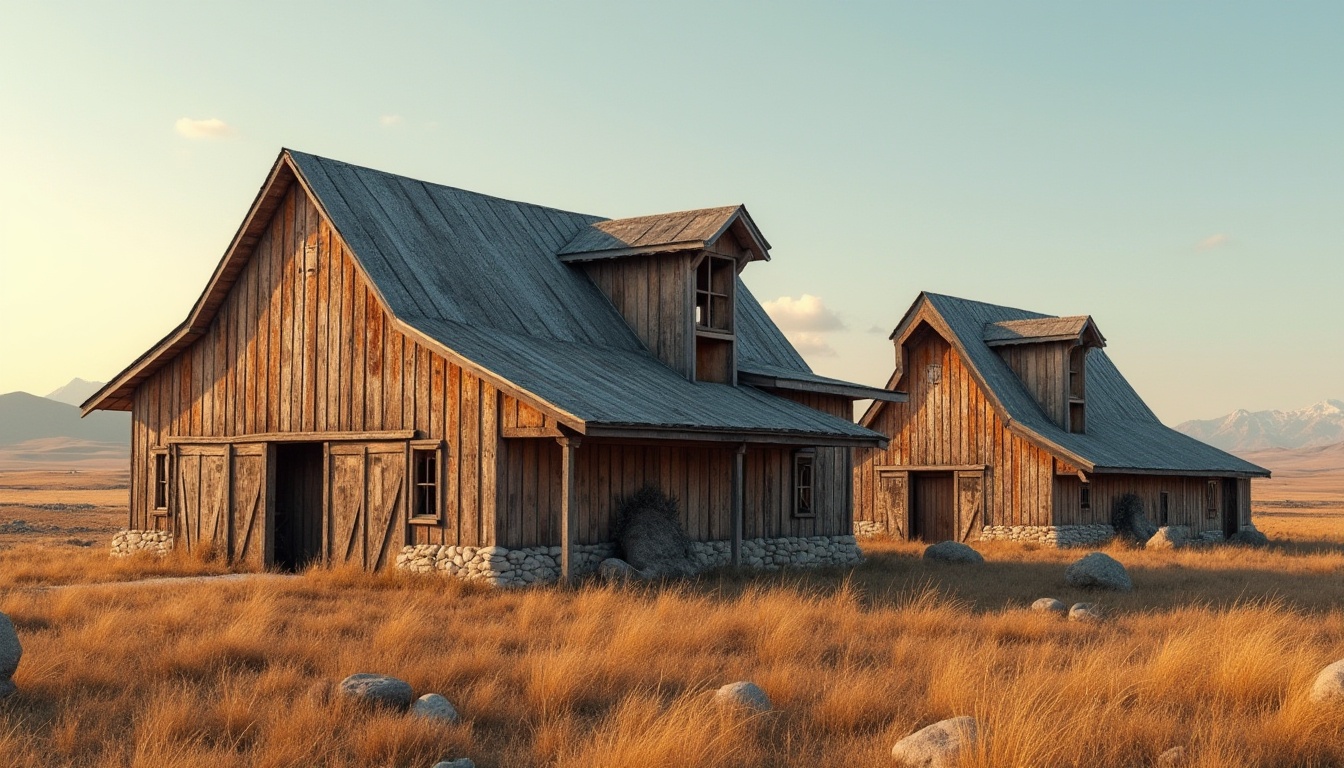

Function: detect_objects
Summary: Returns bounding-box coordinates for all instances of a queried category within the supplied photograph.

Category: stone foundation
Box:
[394,535,863,587]
[111,529,173,557]
[978,524,1115,547]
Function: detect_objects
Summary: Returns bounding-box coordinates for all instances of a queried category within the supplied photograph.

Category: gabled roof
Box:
[864,292,1268,477]
[85,150,886,445]
[983,315,1106,348]
[557,205,770,263]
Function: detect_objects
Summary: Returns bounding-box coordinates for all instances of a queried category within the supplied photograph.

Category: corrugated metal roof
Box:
[288,151,880,442]
[922,293,1268,476]
[983,316,1094,345]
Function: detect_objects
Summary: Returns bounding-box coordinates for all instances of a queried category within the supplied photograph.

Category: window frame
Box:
[409,440,445,524]
[1159,491,1170,526]
[792,448,816,518]
[1080,482,1091,511]
[1206,480,1219,519]
[151,448,170,512]
[694,255,735,333]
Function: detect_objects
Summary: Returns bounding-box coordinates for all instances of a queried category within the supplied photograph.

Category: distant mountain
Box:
[1176,400,1344,452]
[44,378,105,407]
[0,391,129,446]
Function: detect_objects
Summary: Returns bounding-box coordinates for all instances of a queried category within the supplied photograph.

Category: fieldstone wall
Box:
[395,535,863,587]
[111,529,173,557]
[978,524,1115,547]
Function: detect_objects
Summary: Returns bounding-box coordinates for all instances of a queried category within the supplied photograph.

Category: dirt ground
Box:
[0,470,127,551]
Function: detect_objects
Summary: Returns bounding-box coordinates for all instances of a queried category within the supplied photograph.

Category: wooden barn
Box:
[853,292,1269,547]
[85,149,900,583]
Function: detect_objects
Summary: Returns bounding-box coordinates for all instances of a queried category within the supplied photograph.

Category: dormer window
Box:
[695,256,734,332]
[1069,346,1087,433]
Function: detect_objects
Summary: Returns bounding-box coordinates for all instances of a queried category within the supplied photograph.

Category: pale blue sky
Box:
[1,2,1339,423]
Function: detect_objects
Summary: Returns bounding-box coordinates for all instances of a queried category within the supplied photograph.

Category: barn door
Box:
[173,444,230,556]
[875,471,909,539]
[230,444,272,567]
[326,442,408,570]
[912,473,956,542]
[955,470,985,543]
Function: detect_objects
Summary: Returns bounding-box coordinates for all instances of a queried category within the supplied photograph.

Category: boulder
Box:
[1309,659,1344,704]
[615,487,696,577]
[714,681,772,712]
[1230,528,1270,547]
[1146,526,1189,550]
[0,680,14,700]
[1068,603,1103,623]
[1112,493,1158,544]
[432,761,475,768]
[1064,552,1133,591]
[0,613,21,681]
[891,716,977,768]
[1157,746,1187,767]
[412,693,460,724]
[597,558,641,584]
[1031,598,1068,615]
[922,541,984,565]
[338,673,414,710]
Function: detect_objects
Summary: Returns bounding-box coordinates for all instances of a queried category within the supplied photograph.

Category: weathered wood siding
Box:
[128,183,500,548]
[1053,473,1251,535]
[580,253,693,377]
[994,341,1072,430]
[494,440,851,548]
[855,328,1057,533]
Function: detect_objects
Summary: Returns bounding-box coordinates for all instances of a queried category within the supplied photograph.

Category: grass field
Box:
[0,466,1343,766]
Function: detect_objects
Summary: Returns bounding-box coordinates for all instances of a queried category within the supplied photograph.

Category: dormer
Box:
[983,316,1106,433]
[559,205,770,384]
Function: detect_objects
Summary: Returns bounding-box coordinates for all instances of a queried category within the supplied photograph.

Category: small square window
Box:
[411,446,441,522]
[153,452,169,510]
[793,449,816,518]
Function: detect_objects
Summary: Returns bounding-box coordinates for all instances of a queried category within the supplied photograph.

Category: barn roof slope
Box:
[883,292,1268,476]
[84,149,886,443]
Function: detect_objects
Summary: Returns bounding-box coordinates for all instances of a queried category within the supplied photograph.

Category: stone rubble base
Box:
[978,524,1116,547]
[395,535,864,588]
[111,529,174,557]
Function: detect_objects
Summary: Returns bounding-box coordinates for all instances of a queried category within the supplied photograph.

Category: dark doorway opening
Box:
[275,443,324,571]
[910,472,955,542]
[1222,478,1240,540]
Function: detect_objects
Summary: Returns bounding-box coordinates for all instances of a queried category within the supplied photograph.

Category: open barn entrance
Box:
[910,472,956,542]
[274,443,324,571]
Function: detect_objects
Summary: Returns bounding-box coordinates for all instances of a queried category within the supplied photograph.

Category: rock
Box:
[1032,598,1068,615]
[922,541,984,564]
[1069,603,1103,623]
[412,693,460,724]
[891,716,977,768]
[597,557,641,584]
[1230,528,1269,547]
[1157,746,1187,766]
[1309,659,1344,704]
[432,760,475,768]
[1064,552,1133,591]
[0,679,14,699]
[338,673,414,710]
[1147,526,1189,550]
[714,681,772,712]
[0,613,21,681]
[616,487,696,577]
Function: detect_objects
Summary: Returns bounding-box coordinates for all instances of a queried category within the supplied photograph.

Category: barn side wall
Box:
[1054,473,1253,537]
[580,252,694,378]
[854,329,1056,536]
[128,182,500,547]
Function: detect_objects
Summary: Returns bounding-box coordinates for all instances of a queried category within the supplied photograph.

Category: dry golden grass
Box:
[0,470,1343,766]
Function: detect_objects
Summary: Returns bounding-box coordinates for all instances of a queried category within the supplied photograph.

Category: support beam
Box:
[731,443,745,567]
[558,435,581,584]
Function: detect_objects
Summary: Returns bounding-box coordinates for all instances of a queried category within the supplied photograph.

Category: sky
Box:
[1,2,1340,424]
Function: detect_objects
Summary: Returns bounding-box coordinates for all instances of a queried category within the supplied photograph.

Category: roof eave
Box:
[737,372,907,403]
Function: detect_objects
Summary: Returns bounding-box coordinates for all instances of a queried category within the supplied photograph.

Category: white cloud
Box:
[379,114,403,127]
[786,332,838,358]
[174,117,234,139]
[1197,233,1230,251]
[761,294,846,332]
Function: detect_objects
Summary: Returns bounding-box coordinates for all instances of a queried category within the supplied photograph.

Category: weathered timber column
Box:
[731,443,746,567]
[558,435,582,584]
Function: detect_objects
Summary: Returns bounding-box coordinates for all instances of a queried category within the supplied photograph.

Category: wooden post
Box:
[558,435,581,584]
[731,443,745,567]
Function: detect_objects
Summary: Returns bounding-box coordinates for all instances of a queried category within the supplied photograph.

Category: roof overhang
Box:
[558,205,771,265]
[738,372,907,403]
[581,424,887,449]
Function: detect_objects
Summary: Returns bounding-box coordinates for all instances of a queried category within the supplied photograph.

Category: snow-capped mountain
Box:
[1175,400,1344,452]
